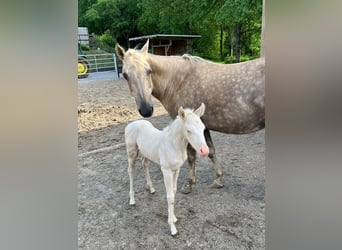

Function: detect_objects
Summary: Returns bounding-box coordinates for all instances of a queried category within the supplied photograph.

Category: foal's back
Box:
[125,120,162,163]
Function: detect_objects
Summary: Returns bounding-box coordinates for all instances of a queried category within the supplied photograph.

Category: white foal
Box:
[125,103,209,236]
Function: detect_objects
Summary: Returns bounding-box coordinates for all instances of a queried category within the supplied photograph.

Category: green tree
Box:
[83,0,119,34]
[187,0,225,59]
[217,0,262,62]
[78,0,262,61]
[78,0,98,26]
[80,0,140,48]
[138,0,193,34]
[137,0,223,58]
[112,0,141,47]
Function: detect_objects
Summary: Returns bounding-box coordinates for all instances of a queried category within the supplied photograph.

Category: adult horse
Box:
[115,40,265,193]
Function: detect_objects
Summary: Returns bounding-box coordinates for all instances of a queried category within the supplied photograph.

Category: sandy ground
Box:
[78,78,265,249]
[78,79,167,132]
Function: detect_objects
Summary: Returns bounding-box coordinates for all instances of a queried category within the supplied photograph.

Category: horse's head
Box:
[179,103,209,157]
[115,40,154,117]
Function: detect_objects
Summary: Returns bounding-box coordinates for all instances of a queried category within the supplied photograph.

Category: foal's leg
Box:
[142,157,155,194]
[204,129,224,188]
[172,168,180,196]
[161,168,178,236]
[127,144,138,206]
[171,169,180,223]
[181,144,197,194]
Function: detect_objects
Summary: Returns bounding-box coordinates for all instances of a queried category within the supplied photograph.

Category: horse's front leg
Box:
[181,144,197,194]
[204,128,223,188]
[161,167,178,236]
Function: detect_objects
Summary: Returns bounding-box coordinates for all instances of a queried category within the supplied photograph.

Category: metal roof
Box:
[129,34,201,41]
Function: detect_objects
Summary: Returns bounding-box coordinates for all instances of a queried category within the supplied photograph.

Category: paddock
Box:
[78,78,265,249]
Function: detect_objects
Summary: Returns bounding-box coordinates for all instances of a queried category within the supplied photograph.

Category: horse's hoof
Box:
[129,204,136,208]
[211,180,224,189]
[145,185,156,194]
[181,183,192,194]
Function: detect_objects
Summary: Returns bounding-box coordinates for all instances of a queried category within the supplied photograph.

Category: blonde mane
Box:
[181,54,213,63]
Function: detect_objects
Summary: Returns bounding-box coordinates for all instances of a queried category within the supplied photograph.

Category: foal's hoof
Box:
[181,183,192,194]
[173,217,178,224]
[171,231,179,237]
[210,180,224,189]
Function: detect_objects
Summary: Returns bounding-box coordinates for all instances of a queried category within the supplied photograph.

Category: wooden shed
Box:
[128,34,201,56]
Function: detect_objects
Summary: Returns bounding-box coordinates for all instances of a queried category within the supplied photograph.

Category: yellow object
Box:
[78,59,88,75]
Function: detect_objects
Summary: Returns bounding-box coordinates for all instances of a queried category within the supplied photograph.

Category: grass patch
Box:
[84,49,111,55]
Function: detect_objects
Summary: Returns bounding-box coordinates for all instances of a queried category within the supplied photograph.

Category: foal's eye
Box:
[187,130,191,134]
[123,72,129,80]
[146,68,152,76]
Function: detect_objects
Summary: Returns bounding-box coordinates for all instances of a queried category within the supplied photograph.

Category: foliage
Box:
[215,0,262,61]
[78,0,263,62]
[79,0,140,48]
[88,34,115,53]
[84,49,110,55]
[80,44,90,51]
[98,30,116,47]
[137,0,194,34]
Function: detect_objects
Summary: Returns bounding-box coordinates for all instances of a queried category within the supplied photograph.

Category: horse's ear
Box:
[115,43,125,60]
[178,106,185,119]
[141,39,149,56]
[194,103,206,117]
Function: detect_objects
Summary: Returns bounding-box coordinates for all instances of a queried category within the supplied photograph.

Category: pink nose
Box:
[199,144,209,157]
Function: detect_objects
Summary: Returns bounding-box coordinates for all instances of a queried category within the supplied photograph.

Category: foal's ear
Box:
[194,103,206,117]
[141,39,149,56]
[115,43,125,60]
[178,106,186,119]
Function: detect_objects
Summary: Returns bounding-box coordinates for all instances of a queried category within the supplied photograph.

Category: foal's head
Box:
[115,40,154,117]
[179,103,209,157]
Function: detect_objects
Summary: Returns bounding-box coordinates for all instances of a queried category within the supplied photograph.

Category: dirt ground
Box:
[78,78,265,249]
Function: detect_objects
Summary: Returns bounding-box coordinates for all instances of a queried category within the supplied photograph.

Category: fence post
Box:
[113,53,119,78]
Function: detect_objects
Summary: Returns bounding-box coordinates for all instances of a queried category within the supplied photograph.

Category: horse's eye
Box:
[123,72,128,80]
[187,130,191,134]
[146,68,152,76]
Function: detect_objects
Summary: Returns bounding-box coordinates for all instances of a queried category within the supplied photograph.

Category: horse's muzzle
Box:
[138,103,154,117]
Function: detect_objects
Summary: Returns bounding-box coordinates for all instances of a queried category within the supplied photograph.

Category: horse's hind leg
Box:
[181,144,197,194]
[204,129,223,188]
[142,157,155,194]
[127,144,138,206]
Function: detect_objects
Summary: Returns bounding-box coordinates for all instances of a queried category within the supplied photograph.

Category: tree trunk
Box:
[220,24,224,61]
[235,23,241,63]
[230,46,233,64]
[230,27,233,63]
